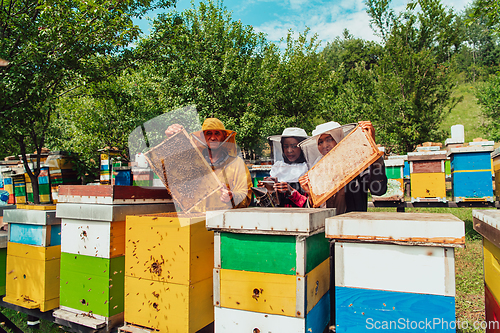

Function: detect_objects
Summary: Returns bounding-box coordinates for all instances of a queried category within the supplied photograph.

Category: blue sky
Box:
[134,0,473,46]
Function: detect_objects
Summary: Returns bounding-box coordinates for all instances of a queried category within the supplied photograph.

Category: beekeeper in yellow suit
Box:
[165,118,252,210]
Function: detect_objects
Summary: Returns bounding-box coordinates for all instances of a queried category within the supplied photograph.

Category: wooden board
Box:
[214,292,330,333]
[60,253,124,317]
[58,185,172,204]
[206,207,335,235]
[61,220,125,258]
[125,214,213,285]
[335,286,455,333]
[218,232,329,276]
[334,242,455,296]
[411,160,443,173]
[305,126,383,207]
[144,129,223,212]
[124,276,213,333]
[473,210,500,248]
[326,212,465,247]
[217,258,329,318]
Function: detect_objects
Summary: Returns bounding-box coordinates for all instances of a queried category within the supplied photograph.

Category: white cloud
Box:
[255,0,474,47]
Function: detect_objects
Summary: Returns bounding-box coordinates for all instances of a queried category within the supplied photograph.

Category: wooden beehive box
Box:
[305,126,383,207]
[144,129,223,212]
[208,208,334,332]
[473,210,500,315]
[4,242,61,311]
[408,151,447,202]
[493,148,500,201]
[326,212,465,333]
[124,212,214,333]
[59,253,125,318]
[448,146,494,202]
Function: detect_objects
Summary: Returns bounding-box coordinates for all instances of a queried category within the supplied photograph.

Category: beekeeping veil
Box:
[128,106,248,218]
[267,127,311,182]
[298,122,357,165]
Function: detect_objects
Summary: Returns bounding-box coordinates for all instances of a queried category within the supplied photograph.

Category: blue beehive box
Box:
[448,146,494,203]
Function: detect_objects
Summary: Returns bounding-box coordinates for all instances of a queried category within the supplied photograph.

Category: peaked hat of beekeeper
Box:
[191,118,238,156]
[298,121,357,163]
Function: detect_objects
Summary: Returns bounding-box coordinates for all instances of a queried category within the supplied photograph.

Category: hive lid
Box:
[407,151,447,161]
[447,145,494,156]
[492,147,500,159]
[384,159,405,167]
[57,185,172,204]
[206,207,336,235]
[4,209,60,225]
[326,212,465,247]
[473,210,500,248]
[56,203,175,222]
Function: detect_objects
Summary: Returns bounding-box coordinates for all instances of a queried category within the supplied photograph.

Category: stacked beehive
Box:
[492,148,500,202]
[408,151,447,203]
[448,146,494,203]
[99,149,121,185]
[207,208,335,333]
[23,153,49,203]
[12,174,27,204]
[122,212,214,332]
[472,210,500,328]
[3,207,62,311]
[53,185,174,331]
[326,212,465,332]
[46,151,80,203]
[1,169,15,204]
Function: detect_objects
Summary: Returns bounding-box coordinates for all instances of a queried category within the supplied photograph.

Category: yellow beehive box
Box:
[3,242,60,311]
[124,276,213,333]
[216,258,329,318]
[484,238,500,303]
[410,172,446,200]
[125,213,213,285]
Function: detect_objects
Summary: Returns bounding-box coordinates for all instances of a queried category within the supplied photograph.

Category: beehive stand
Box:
[207,207,336,333]
[326,212,465,333]
[306,126,383,207]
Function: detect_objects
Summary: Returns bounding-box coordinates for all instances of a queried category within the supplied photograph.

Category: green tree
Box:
[476,74,500,141]
[0,0,175,203]
[137,0,269,156]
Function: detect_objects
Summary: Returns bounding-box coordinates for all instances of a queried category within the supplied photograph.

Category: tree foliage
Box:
[476,75,500,141]
[0,0,175,202]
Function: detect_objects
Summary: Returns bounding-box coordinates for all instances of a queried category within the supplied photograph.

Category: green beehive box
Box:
[59,253,125,318]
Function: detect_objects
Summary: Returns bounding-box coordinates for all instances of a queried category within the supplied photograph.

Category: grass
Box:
[369,207,489,333]
[0,307,68,333]
[440,82,488,143]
